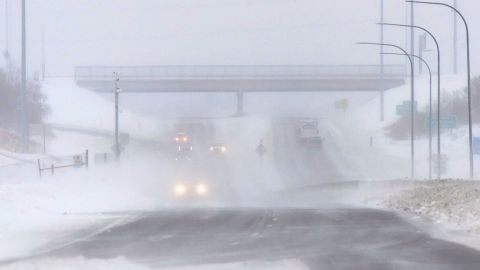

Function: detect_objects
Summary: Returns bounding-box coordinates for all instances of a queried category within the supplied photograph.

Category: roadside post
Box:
[432,154,448,175]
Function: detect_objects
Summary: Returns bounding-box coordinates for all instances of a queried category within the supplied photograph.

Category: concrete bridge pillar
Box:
[236,90,245,117]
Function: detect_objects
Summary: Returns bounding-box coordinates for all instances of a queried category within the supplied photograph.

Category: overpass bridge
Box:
[75,65,406,115]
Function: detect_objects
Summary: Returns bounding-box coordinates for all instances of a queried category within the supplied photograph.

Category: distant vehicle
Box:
[209,143,227,154]
[175,132,189,143]
[175,143,193,161]
[298,120,322,144]
[173,181,209,199]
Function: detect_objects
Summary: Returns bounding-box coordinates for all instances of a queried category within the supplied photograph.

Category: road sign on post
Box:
[335,99,349,111]
[396,100,418,116]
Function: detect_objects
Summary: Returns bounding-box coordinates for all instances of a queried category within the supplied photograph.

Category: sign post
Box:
[432,154,448,175]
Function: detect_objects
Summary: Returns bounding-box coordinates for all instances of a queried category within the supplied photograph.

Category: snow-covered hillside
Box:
[331,74,478,180]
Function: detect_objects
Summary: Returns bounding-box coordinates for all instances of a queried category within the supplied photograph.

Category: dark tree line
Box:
[0,70,49,129]
[385,75,480,140]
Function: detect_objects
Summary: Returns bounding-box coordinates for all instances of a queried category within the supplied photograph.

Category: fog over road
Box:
[272,118,345,187]
[7,118,480,269]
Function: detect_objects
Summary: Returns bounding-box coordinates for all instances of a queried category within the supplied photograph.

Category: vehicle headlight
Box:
[174,184,187,196]
[221,147,226,152]
[183,137,188,142]
[196,183,208,195]
[209,147,214,151]
[175,137,180,142]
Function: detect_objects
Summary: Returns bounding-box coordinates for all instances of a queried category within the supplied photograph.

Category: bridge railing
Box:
[75,65,406,80]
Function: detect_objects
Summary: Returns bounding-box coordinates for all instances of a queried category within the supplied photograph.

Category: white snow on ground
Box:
[41,78,166,147]
[0,78,172,261]
[0,162,171,260]
[378,180,480,233]
[0,78,299,261]
[326,73,480,248]
[330,74,477,180]
[1,73,479,264]
[42,79,157,133]
[363,179,480,250]
[0,257,308,270]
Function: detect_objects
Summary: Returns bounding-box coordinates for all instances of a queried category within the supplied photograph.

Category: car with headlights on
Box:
[173,181,209,199]
[174,132,189,143]
[209,143,227,154]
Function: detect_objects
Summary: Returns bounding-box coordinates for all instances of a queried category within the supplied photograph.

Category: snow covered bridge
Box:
[74,65,406,115]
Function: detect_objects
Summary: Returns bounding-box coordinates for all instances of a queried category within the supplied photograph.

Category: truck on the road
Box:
[298,119,322,144]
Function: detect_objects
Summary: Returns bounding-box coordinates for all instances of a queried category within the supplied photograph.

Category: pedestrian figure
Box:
[256,139,267,168]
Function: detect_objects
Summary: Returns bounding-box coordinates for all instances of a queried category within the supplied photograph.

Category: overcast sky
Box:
[2,0,479,76]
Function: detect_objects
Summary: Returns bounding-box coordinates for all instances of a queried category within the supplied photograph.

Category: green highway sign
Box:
[396,100,418,116]
[335,99,349,111]
[425,114,457,129]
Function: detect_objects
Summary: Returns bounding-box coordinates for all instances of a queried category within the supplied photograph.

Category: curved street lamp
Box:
[407,0,473,178]
[383,52,433,180]
[379,22,441,179]
[358,42,416,179]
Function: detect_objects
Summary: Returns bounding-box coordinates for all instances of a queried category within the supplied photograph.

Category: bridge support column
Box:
[235,91,245,117]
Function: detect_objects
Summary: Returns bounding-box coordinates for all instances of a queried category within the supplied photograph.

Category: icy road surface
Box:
[3,115,480,269]
[11,208,480,270]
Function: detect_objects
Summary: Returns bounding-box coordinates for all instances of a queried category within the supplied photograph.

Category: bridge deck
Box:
[76,65,406,79]
[74,65,406,93]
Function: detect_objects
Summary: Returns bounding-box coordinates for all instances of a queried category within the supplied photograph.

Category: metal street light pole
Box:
[453,0,458,74]
[358,42,416,179]
[4,0,9,74]
[408,0,473,178]
[410,1,415,73]
[113,72,121,160]
[20,0,28,152]
[383,52,433,180]
[379,0,385,122]
[379,22,442,179]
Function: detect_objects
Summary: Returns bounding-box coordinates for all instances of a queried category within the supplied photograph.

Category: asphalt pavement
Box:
[5,118,480,269]
[24,207,480,269]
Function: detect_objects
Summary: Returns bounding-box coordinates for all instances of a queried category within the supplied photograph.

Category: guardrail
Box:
[75,65,406,80]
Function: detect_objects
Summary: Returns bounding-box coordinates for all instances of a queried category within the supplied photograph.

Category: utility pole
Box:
[379,0,385,122]
[4,0,9,74]
[410,1,415,75]
[41,31,45,80]
[20,0,28,152]
[114,72,121,159]
[453,0,458,74]
[382,52,433,179]
[381,22,442,180]
[409,0,473,178]
[358,42,416,179]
